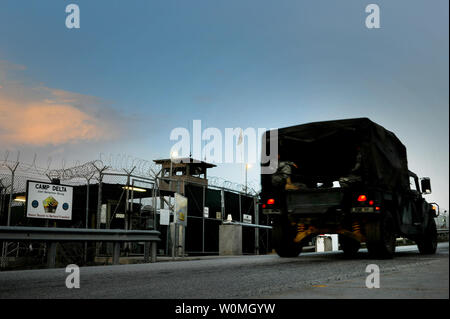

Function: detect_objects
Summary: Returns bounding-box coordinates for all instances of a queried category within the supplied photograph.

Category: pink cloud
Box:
[0,97,117,146]
[0,60,129,148]
[0,60,26,71]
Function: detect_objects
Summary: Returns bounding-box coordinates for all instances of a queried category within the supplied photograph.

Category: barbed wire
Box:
[47,160,101,181]
[208,176,259,195]
[98,153,261,194]
[0,151,261,196]
[98,153,159,178]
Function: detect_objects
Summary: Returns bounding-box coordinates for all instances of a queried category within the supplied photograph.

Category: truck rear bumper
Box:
[293,225,365,243]
[286,189,345,215]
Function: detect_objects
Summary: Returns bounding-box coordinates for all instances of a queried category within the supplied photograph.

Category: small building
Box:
[153,158,216,195]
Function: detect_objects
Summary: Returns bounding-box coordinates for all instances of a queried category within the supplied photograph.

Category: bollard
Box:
[151,241,157,263]
[47,242,57,268]
[219,224,242,255]
[144,242,157,263]
[144,242,150,263]
[112,242,121,265]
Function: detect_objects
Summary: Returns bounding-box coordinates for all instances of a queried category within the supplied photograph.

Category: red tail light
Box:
[267,198,275,205]
[357,195,367,202]
[369,200,374,206]
[262,204,266,209]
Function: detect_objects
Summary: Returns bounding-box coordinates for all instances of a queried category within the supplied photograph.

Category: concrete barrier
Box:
[219,224,242,255]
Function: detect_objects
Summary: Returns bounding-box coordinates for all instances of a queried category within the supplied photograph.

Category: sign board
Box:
[174,193,188,226]
[216,212,222,220]
[203,207,209,218]
[243,214,252,224]
[160,209,170,226]
[26,180,73,220]
[100,204,107,224]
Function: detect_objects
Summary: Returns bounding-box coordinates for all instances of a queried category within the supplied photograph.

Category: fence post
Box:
[151,241,157,263]
[0,243,7,268]
[202,185,205,253]
[0,179,5,225]
[7,162,19,227]
[221,189,225,220]
[254,196,259,255]
[95,173,103,257]
[93,163,109,229]
[144,242,150,262]
[84,173,95,264]
[0,180,6,268]
[47,242,57,268]
[113,242,121,265]
[1,162,18,269]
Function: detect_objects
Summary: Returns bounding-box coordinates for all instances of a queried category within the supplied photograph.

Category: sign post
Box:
[159,209,170,226]
[174,193,188,257]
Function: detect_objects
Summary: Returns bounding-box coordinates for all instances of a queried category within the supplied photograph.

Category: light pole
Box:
[170,150,178,191]
[245,163,251,194]
[443,210,448,229]
[169,150,179,259]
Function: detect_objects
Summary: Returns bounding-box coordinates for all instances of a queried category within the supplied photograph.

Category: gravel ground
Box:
[0,243,448,299]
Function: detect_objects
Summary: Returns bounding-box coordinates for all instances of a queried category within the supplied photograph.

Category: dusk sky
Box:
[0,1,448,208]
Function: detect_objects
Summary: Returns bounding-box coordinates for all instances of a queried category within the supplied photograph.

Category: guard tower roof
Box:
[153,158,216,168]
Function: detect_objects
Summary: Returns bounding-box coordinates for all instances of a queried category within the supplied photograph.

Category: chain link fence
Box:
[1,154,267,269]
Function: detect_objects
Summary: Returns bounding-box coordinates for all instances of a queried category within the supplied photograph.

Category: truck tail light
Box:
[357,195,367,202]
[267,198,275,205]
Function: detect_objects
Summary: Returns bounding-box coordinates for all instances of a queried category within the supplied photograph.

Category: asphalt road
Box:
[0,243,448,299]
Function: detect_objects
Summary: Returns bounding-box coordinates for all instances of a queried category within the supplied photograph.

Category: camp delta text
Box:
[34,183,68,193]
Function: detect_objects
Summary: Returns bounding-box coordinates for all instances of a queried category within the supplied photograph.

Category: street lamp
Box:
[170,150,179,159]
[122,186,146,192]
[13,196,26,202]
[170,150,178,176]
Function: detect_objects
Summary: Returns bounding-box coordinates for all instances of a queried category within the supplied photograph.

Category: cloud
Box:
[0,61,122,147]
[0,98,117,146]
[0,60,26,71]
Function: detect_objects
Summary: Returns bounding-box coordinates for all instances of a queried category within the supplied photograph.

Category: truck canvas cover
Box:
[262,118,409,192]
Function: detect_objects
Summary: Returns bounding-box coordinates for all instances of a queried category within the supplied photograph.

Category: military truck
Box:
[261,118,438,259]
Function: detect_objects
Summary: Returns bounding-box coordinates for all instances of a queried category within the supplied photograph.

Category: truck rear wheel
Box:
[272,217,303,257]
[416,217,437,254]
[364,211,396,259]
[339,235,360,258]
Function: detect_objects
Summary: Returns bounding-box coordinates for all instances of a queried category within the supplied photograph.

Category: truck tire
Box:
[416,217,437,254]
[364,211,396,259]
[339,235,360,258]
[272,217,303,257]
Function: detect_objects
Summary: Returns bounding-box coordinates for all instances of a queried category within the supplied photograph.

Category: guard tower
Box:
[153,158,216,195]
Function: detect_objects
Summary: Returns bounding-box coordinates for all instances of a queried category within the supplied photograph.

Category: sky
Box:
[0,0,448,208]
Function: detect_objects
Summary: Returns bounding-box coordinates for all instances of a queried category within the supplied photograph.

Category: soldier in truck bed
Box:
[272,155,307,191]
[339,145,363,187]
